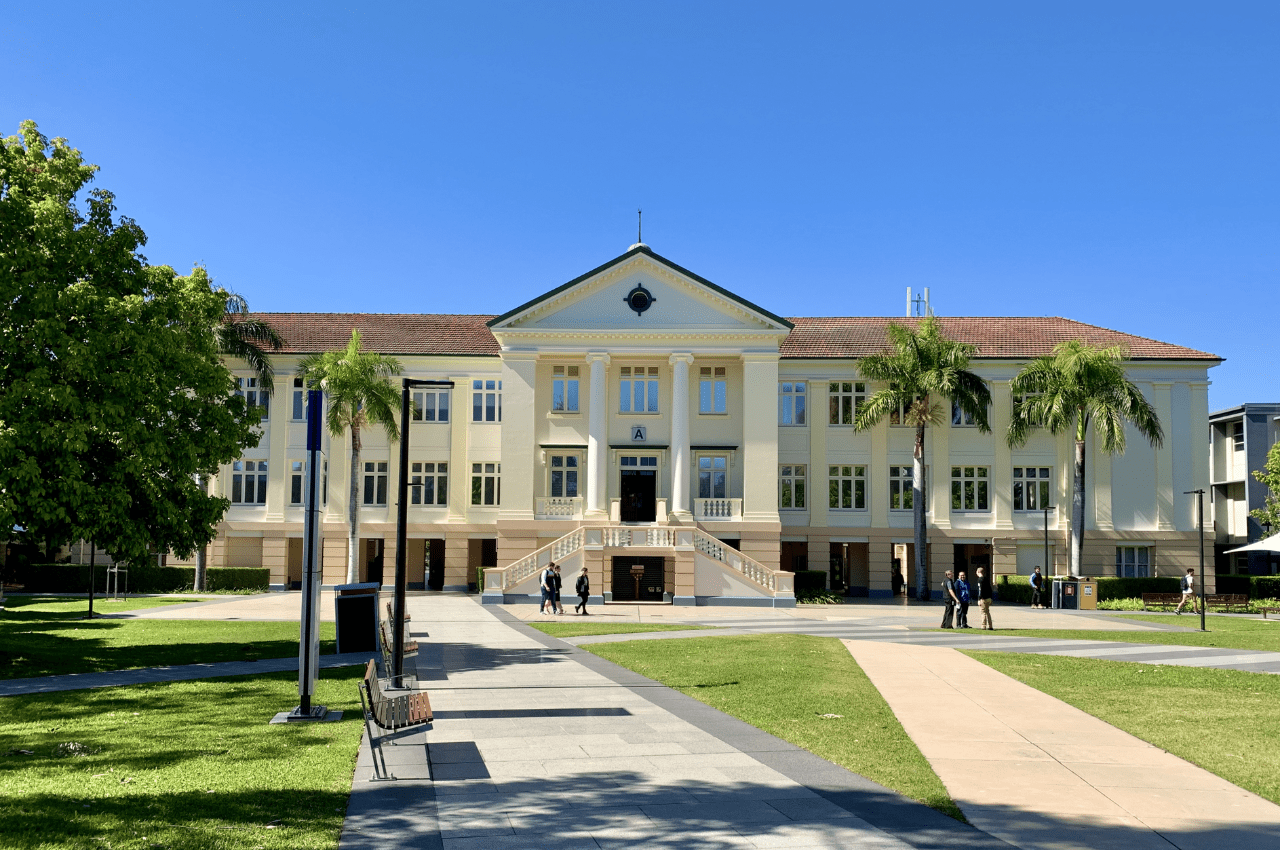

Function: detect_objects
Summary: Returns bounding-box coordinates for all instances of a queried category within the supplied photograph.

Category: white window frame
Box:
[412,389,449,423]
[471,462,501,506]
[363,461,389,506]
[1115,545,1151,578]
[1013,466,1052,512]
[472,380,502,422]
[828,381,866,426]
[951,400,982,427]
[410,461,448,506]
[619,366,660,414]
[1232,422,1245,451]
[547,453,582,498]
[889,465,925,512]
[779,382,806,426]
[291,377,305,421]
[696,453,730,499]
[236,377,269,421]
[888,386,911,427]
[289,458,328,507]
[699,367,727,415]
[231,460,268,505]
[779,464,807,509]
[828,464,866,511]
[551,366,580,413]
[951,465,990,512]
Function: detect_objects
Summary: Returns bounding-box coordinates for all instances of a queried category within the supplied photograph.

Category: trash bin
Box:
[1052,580,1079,610]
[334,582,380,653]
[1078,579,1098,610]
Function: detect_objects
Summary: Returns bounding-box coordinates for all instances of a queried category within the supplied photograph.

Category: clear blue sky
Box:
[10,2,1277,411]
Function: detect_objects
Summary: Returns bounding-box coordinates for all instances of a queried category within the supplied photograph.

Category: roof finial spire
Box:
[630,208,648,251]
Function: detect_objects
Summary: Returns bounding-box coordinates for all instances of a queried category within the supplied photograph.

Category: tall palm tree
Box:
[855,317,992,601]
[1007,341,1163,577]
[299,329,402,584]
[194,288,283,592]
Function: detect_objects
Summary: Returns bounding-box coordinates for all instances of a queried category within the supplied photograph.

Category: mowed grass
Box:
[1,597,336,679]
[0,667,364,850]
[968,651,1280,805]
[586,634,964,821]
[529,622,713,639]
[973,613,1280,653]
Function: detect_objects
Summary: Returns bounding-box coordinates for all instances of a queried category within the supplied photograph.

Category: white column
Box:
[670,353,694,518]
[586,352,610,518]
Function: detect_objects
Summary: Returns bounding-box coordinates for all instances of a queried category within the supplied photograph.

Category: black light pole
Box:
[392,378,453,688]
[1185,488,1206,632]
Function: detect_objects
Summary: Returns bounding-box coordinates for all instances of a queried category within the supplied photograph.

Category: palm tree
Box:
[194,288,283,592]
[299,329,402,584]
[1007,341,1163,577]
[855,317,992,601]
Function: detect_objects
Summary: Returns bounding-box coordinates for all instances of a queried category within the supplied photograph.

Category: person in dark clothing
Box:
[574,566,591,615]
[976,566,995,630]
[1030,567,1044,609]
[940,570,958,628]
[552,564,565,615]
[954,570,972,628]
[540,562,556,615]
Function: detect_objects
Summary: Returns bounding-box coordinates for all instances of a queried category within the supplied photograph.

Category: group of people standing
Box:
[940,567,997,630]
[540,563,592,615]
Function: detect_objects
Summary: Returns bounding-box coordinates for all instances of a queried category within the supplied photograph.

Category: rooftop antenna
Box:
[907,287,934,318]
[637,208,642,244]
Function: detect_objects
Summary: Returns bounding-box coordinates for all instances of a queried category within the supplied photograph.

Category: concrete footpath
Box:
[844,640,1280,850]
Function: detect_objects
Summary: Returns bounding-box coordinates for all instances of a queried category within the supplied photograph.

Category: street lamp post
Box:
[392,378,453,688]
[1184,488,1206,633]
[1042,504,1055,580]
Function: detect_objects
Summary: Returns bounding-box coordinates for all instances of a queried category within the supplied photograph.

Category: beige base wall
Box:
[262,535,287,587]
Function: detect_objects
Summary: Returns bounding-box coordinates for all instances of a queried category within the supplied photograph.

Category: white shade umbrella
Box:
[1224,532,1280,554]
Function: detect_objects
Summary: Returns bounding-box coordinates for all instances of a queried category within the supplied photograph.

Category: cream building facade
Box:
[192,245,1221,603]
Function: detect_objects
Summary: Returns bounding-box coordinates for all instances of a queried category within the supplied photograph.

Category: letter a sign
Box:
[632,426,647,442]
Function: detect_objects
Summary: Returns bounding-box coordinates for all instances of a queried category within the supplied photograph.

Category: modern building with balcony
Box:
[1210,403,1280,575]
[184,243,1221,602]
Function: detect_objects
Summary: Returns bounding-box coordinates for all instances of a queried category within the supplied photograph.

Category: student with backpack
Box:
[1175,568,1200,615]
[574,566,591,615]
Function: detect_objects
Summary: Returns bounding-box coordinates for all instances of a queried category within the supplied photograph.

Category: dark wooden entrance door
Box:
[620,470,656,522]
[611,556,665,601]
[426,538,446,591]
[365,538,385,585]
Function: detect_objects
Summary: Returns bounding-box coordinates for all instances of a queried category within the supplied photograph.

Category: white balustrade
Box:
[692,529,787,594]
[694,498,742,520]
[535,497,583,519]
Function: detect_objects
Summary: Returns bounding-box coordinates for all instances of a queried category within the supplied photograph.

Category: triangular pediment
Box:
[487,246,793,339]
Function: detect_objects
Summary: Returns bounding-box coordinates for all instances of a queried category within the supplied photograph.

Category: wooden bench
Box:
[1261,607,1280,620]
[359,659,432,730]
[386,601,410,623]
[1142,593,1183,610]
[1206,593,1250,612]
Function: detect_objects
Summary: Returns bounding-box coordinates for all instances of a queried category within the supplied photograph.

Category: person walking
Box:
[1030,567,1044,609]
[976,566,995,630]
[574,566,591,615]
[553,564,566,615]
[955,570,972,628]
[940,570,958,628]
[540,562,557,614]
[1175,568,1200,615]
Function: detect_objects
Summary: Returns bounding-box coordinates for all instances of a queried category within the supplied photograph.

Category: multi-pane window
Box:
[471,463,501,506]
[620,456,658,468]
[410,462,448,506]
[548,455,580,498]
[828,382,866,425]
[620,366,660,413]
[1116,546,1151,578]
[236,377,268,420]
[889,388,911,426]
[779,464,807,509]
[1013,467,1052,511]
[779,382,806,426]
[412,390,449,422]
[290,459,329,506]
[889,465,925,511]
[552,366,580,412]
[1233,422,1245,451]
[951,466,990,512]
[951,400,980,427]
[698,455,728,498]
[1012,393,1042,426]
[472,380,502,422]
[828,464,866,510]
[363,461,388,506]
[231,460,267,505]
[292,377,305,421]
[699,367,727,414]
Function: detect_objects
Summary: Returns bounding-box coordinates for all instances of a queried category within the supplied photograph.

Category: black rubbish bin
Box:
[1052,580,1079,610]
[334,582,380,653]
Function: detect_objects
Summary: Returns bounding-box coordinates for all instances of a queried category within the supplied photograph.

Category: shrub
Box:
[206,567,269,592]
[796,588,843,604]
[792,570,827,594]
[13,563,194,593]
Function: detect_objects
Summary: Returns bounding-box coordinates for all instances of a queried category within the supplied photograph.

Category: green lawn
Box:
[586,634,964,821]
[1,597,336,679]
[0,667,364,850]
[529,622,712,639]
[966,613,1280,653]
[968,651,1280,805]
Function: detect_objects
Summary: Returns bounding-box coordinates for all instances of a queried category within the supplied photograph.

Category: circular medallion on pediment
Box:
[624,283,656,316]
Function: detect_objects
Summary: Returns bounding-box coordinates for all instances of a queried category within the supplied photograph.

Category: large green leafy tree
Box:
[1250,442,1280,535]
[0,121,261,570]
[855,318,992,601]
[299,330,401,584]
[1007,341,1163,577]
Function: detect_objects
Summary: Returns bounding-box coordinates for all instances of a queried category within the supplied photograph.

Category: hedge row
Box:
[1214,574,1280,598]
[996,575,1182,604]
[7,564,269,593]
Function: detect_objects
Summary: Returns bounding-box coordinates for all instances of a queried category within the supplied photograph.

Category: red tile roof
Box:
[246,313,1217,362]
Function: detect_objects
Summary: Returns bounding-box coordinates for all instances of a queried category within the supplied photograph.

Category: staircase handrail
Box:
[692,528,791,595]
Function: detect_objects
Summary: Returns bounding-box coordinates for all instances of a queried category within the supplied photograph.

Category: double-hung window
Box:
[951,466,990,512]
[779,464,806,509]
[1116,546,1151,578]
[231,460,268,505]
[363,462,388,506]
[699,367,727,414]
[472,380,501,422]
[828,465,866,510]
[290,459,329,506]
[620,367,659,413]
[236,377,269,420]
[828,382,865,425]
[698,455,728,499]
[1233,422,1245,451]
[552,366,579,412]
[889,465,924,511]
[951,400,981,427]
[413,390,449,422]
[1013,467,1052,511]
[548,455,580,498]
[889,386,911,426]
[779,382,806,425]
[471,463,501,506]
[410,462,448,506]
[291,377,305,421]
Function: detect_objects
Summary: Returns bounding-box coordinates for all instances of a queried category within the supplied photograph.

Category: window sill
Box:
[951,510,992,515]
[549,411,582,417]
[698,412,729,417]
[411,420,451,425]
[779,423,808,428]
[620,410,661,416]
